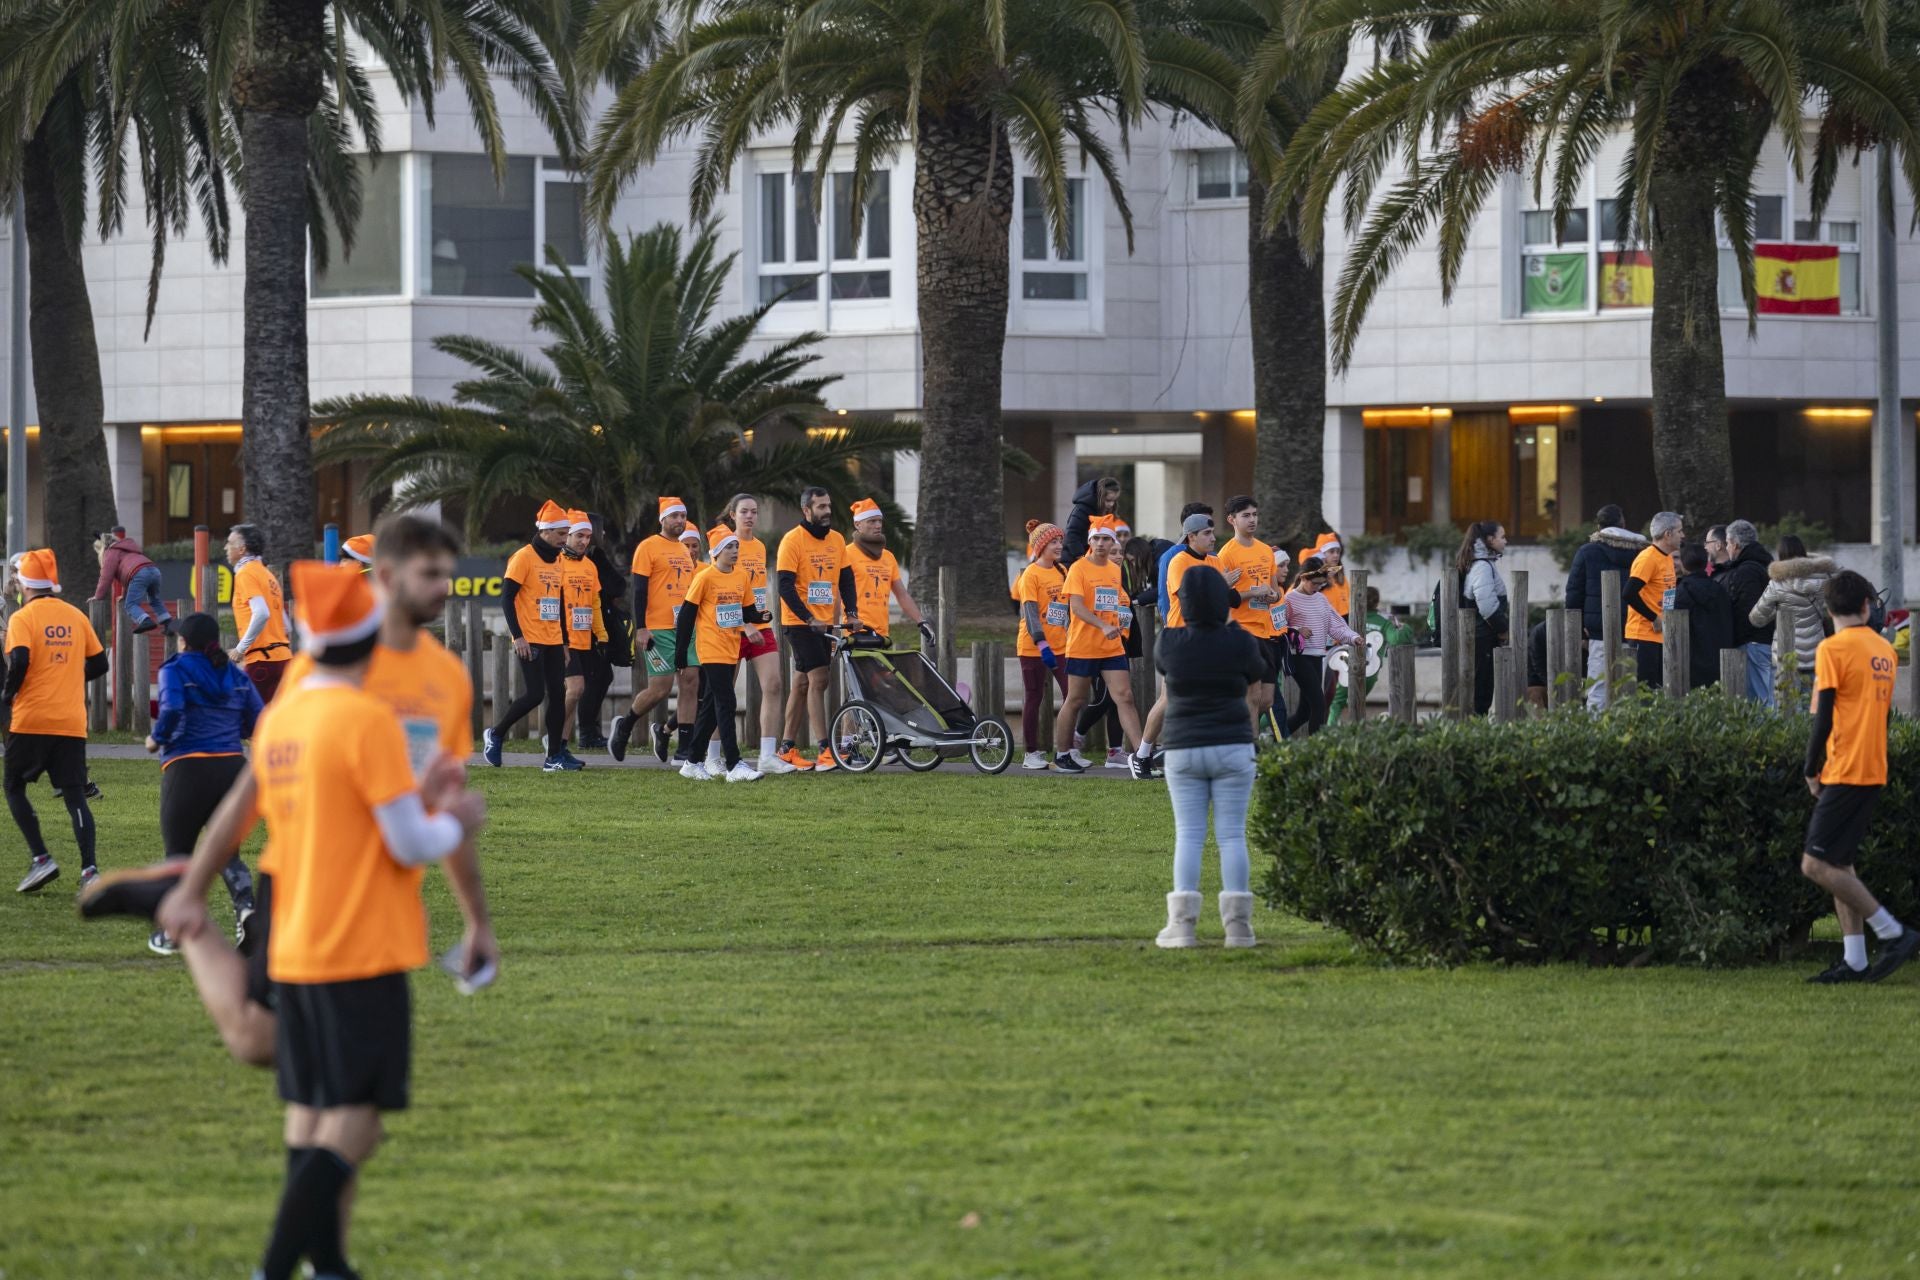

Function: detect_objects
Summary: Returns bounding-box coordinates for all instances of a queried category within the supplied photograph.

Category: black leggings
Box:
[495,642,567,747]
[160,753,253,908]
[1075,673,1123,744]
[688,663,740,769]
[579,647,614,741]
[1286,654,1328,737]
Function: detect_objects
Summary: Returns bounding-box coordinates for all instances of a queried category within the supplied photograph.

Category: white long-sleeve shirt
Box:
[1285,590,1361,656]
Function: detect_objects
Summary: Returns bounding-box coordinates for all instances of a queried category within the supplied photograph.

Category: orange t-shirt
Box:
[1163,549,1222,630]
[737,534,771,621]
[630,534,697,631]
[776,526,847,627]
[843,544,900,638]
[1625,545,1674,644]
[1015,562,1069,658]
[682,564,753,666]
[1322,572,1351,624]
[255,680,426,984]
[1812,625,1896,786]
[560,553,605,651]
[1216,537,1278,638]
[5,597,103,737]
[504,544,566,646]
[1062,557,1129,660]
[232,558,290,665]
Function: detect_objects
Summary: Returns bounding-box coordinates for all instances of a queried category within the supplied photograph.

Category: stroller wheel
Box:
[827,701,886,773]
[894,745,944,772]
[969,717,1015,775]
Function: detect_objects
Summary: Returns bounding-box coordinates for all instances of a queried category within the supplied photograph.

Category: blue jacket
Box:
[1563,527,1647,640]
[152,651,262,765]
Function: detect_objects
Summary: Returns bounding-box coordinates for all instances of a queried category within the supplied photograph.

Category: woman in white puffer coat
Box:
[1748,534,1834,681]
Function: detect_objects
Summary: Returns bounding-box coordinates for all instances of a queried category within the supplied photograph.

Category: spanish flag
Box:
[1599,250,1653,309]
[1755,243,1840,315]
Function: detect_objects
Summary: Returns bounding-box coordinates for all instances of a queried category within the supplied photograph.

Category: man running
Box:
[484,500,577,771]
[1214,496,1284,733]
[1054,523,1141,772]
[609,497,701,766]
[674,526,770,782]
[7,548,108,893]
[722,493,795,774]
[559,510,609,751]
[227,523,292,702]
[775,487,858,772]
[844,498,934,648]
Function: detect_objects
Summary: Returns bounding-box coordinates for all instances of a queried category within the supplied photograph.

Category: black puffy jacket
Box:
[1564,528,1647,640]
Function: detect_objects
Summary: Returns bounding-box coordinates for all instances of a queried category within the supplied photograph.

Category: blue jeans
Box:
[1743,641,1775,708]
[122,564,171,627]
[1164,742,1256,895]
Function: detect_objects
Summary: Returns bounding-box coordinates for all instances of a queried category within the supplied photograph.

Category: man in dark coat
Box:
[1672,543,1733,690]
[1562,503,1646,709]
[1715,519,1776,706]
[1061,477,1121,568]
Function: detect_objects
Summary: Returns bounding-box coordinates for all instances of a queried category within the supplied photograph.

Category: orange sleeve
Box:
[504,547,533,587]
[1813,640,1839,694]
[776,533,800,575]
[83,616,103,658]
[355,712,419,812]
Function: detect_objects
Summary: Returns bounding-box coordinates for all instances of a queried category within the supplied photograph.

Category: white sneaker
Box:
[1021,751,1050,770]
[706,750,725,773]
[1103,748,1130,769]
[723,762,762,783]
[758,752,798,775]
[678,761,712,781]
[1068,749,1095,769]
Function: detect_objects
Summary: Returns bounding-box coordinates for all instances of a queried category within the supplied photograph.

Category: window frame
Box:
[1008,169,1104,335]
[536,160,592,281]
[1191,147,1250,202]
[1517,203,1592,317]
[309,152,412,303]
[748,156,913,333]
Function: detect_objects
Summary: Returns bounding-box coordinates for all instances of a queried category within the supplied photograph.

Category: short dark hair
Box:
[1825,569,1876,618]
[1706,525,1727,543]
[1679,542,1708,574]
[373,512,461,563]
[1178,502,1212,521]
[1225,494,1256,516]
[800,486,829,507]
[229,523,264,556]
[1595,504,1624,528]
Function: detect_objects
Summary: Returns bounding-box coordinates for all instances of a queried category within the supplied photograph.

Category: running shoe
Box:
[542,753,584,773]
[775,747,814,772]
[812,750,840,774]
[651,722,672,764]
[1104,748,1129,770]
[705,748,725,774]
[78,859,186,919]
[1128,751,1156,781]
[1053,753,1087,774]
[1806,960,1869,984]
[1068,749,1095,769]
[482,727,503,768]
[235,903,257,952]
[759,752,799,775]
[559,747,589,771]
[16,856,58,893]
[148,930,179,956]
[723,762,762,783]
[1868,927,1920,982]
[608,713,635,762]
[578,731,609,752]
[79,866,99,889]
[1021,751,1050,770]
[83,779,102,801]
[678,760,713,781]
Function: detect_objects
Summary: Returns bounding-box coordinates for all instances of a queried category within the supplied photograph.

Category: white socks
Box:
[759,736,777,760]
[1136,739,1154,757]
[1867,908,1903,940]
[1844,934,1869,971]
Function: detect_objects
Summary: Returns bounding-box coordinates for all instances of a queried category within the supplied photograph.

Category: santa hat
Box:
[658,496,687,522]
[679,528,702,547]
[850,498,883,525]
[567,509,593,534]
[290,561,383,655]
[341,534,375,565]
[16,548,60,592]
[707,525,740,557]
[1087,516,1119,543]
[1112,515,1132,538]
[1025,520,1063,560]
[535,500,571,530]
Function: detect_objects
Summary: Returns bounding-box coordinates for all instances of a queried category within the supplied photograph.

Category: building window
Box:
[313,155,403,298]
[540,167,589,274]
[1717,199,1859,315]
[1193,148,1249,200]
[829,171,891,299]
[1520,206,1588,314]
[1019,176,1088,300]
[423,154,536,297]
[758,170,822,304]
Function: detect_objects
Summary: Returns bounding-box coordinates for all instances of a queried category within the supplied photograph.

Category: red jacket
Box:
[93,536,155,599]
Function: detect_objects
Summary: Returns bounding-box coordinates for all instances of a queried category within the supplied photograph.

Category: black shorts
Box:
[787,625,832,674]
[1805,783,1882,866]
[276,971,412,1111]
[4,733,87,795]
[1257,637,1290,686]
[246,872,275,1011]
[565,647,588,678]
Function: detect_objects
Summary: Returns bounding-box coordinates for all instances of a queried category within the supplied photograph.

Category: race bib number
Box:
[402,717,440,783]
[1269,600,1290,632]
[537,597,561,623]
[716,602,743,629]
[1117,606,1134,630]
[1661,588,1676,612]
[1045,601,1069,629]
[570,606,593,632]
[806,581,833,607]
[1093,586,1119,613]
[753,586,769,612]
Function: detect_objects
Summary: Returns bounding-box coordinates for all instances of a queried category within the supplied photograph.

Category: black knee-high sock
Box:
[61,791,95,870]
[6,790,48,860]
[301,1148,357,1277]
[259,1146,357,1280]
[222,857,255,907]
[259,1147,319,1280]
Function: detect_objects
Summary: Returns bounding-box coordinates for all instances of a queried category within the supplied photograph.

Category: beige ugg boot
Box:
[1155,891,1202,949]
[1219,892,1257,948]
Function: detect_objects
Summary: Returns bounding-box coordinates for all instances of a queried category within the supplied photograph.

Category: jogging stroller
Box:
[826,627,1014,774]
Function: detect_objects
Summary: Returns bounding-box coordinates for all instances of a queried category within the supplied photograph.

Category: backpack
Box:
[1426,571,1468,634]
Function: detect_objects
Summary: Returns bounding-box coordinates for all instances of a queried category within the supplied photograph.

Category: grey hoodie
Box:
[1464,538,1508,628]
[1750,555,1835,673]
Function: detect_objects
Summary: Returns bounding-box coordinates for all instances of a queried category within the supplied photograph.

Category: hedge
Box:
[1250,694,1920,966]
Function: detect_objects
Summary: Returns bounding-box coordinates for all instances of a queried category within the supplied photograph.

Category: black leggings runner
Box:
[580,647,614,741]
[160,753,253,908]
[495,642,568,747]
[688,663,740,770]
[1075,672,1124,744]
[1286,654,1327,737]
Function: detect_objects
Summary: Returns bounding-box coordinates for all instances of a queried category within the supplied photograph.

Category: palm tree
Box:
[583,0,1148,617]
[1272,0,1920,526]
[312,221,923,544]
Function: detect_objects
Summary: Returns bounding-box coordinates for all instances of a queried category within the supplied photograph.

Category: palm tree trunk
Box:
[233,0,325,569]
[1647,74,1736,528]
[21,124,114,590]
[1248,177,1328,555]
[910,108,1014,619]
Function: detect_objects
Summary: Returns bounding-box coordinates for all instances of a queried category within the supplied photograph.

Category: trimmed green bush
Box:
[1251,694,1920,966]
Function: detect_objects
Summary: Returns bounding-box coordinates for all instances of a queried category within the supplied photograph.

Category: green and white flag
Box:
[1523,252,1586,313]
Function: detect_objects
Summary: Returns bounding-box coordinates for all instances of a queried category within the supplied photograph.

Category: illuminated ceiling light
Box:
[1592,396,1605,403]
[1804,406,1872,421]
[836,408,849,416]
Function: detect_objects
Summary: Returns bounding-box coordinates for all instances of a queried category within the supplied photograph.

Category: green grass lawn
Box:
[2,760,1916,1279]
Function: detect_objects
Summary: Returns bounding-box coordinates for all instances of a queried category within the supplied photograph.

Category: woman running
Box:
[721,493,796,774]
[1014,520,1070,769]
[144,612,264,955]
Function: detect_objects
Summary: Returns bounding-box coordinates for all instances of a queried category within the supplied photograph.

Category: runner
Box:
[1136,512,1245,780]
[226,523,292,702]
[844,498,934,647]
[6,548,107,893]
[559,509,609,751]
[483,500,578,772]
[1053,522,1141,772]
[1070,520,1147,768]
[674,526,769,782]
[680,526,705,563]
[575,513,629,752]
[341,534,376,569]
[1014,520,1069,770]
[775,486,858,772]
[142,612,264,955]
[1801,570,1920,984]
[608,496,701,766]
[1214,495,1284,734]
[721,493,795,774]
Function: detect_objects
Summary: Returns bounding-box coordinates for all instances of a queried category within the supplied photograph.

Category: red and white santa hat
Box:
[290,560,383,655]
[707,524,739,557]
[567,509,593,534]
[535,500,572,531]
[850,498,883,525]
[658,495,687,522]
[16,548,60,593]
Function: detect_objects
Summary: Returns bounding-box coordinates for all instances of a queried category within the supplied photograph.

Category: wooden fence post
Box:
[86,600,111,732]
[1135,603,1158,710]
[1720,647,1748,697]
[1777,600,1800,709]
[489,633,511,743]
[1438,570,1459,717]
[130,634,152,734]
[1544,605,1567,709]
[935,566,958,685]
[1345,569,1368,725]
[1561,609,1586,709]
[1663,617,1690,699]
[1387,642,1416,724]
[970,641,993,720]
[111,605,131,731]
[1039,658,1056,753]
[1455,607,1477,719]
[1508,568,1529,656]
[1600,570,1624,710]
[1491,647,1518,724]
[466,600,485,740]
